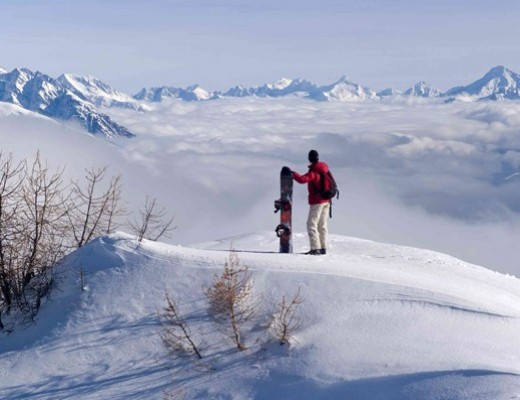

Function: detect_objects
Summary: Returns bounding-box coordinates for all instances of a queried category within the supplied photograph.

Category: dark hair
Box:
[308,150,319,163]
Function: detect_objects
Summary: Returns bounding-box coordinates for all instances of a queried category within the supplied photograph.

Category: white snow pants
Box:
[307,202,330,250]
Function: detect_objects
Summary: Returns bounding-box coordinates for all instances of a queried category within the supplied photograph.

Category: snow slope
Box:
[1,232,519,399]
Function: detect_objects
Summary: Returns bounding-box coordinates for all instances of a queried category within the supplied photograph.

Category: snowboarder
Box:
[291,150,331,255]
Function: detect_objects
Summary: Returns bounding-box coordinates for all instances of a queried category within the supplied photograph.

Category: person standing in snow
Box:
[292,150,331,255]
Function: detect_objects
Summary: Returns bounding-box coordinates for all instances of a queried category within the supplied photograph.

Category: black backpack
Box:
[318,170,339,200]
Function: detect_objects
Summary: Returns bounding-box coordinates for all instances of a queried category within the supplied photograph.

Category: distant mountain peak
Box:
[306,75,377,102]
[268,78,293,90]
[335,75,351,84]
[377,88,402,97]
[485,65,509,77]
[445,65,520,100]
[404,81,442,97]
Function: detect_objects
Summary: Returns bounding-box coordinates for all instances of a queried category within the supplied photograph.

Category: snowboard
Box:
[274,166,293,253]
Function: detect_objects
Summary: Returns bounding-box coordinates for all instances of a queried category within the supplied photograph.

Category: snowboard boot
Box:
[320,249,327,255]
[305,249,321,255]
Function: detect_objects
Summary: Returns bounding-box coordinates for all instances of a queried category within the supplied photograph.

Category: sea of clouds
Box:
[1,97,520,275]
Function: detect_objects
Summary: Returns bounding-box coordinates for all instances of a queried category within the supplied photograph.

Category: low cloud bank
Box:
[2,98,520,275]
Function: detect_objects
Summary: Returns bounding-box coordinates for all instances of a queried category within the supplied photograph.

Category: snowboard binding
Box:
[275,223,291,238]
[274,198,291,213]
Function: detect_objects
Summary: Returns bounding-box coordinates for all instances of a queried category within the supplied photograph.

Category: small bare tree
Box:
[205,252,257,351]
[129,196,176,242]
[160,293,202,359]
[271,287,303,345]
[16,152,69,317]
[0,152,70,324]
[67,167,124,248]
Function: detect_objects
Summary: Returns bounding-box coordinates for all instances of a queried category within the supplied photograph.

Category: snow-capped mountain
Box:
[43,91,134,138]
[0,67,134,138]
[222,78,317,98]
[0,66,7,74]
[309,75,378,101]
[134,84,216,102]
[57,74,143,110]
[404,81,442,97]
[445,65,520,100]
[222,76,376,102]
[0,68,45,108]
[377,87,403,97]
[247,78,317,97]
[221,84,256,97]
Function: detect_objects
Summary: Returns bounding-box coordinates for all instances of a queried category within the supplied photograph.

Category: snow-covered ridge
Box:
[136,75,379,103]
[1,231,519,399]
[57,73,144,110]
[134,84,216,102]
[0,67,134,138]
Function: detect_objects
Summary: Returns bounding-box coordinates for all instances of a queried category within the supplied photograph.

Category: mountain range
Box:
[2,65,520,138]
[132,65,520,103]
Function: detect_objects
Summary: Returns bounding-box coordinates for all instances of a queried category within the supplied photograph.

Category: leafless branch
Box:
[67,167,125,248]
[160,293,203,359]
[271,287,303,345]
[129,196,176,242]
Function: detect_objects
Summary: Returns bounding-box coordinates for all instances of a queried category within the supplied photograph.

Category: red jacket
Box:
[293,161,330,205]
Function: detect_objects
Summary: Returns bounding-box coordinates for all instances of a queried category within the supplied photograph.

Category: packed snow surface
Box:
[1,232,519,399]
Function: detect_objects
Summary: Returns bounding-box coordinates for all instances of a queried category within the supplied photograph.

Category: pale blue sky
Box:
[2,0,520,93]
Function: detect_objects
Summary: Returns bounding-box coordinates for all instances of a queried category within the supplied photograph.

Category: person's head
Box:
[308,149,319,163]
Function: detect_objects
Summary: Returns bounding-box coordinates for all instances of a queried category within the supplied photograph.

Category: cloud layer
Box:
[2,98,520,275]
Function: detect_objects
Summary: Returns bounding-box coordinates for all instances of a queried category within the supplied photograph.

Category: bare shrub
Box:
[67,167,125,248]
[129,196,176,242]
[205,252,257,351]
[271,287,303,345]
[160,293,202,359]
[0,151,70,327]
